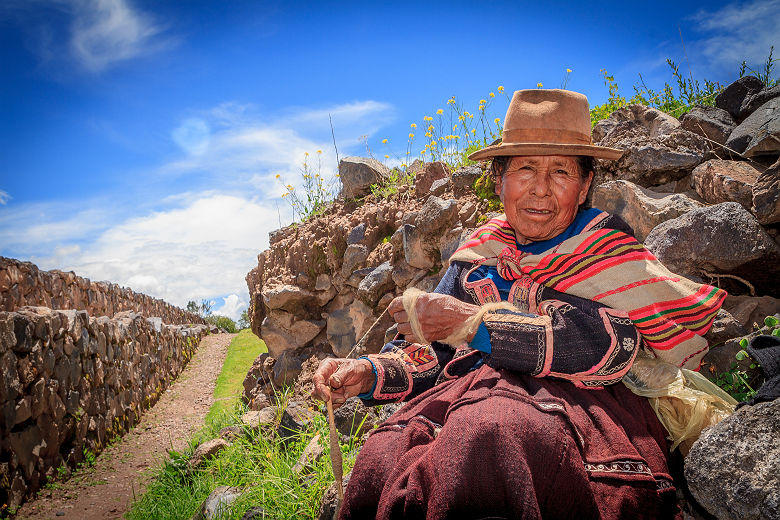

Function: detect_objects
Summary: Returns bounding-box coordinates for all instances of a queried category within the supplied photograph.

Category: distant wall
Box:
[0,306,208,511]
[0,257,204,325]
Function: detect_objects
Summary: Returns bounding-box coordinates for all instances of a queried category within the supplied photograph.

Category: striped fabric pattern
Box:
[451,212,726,369]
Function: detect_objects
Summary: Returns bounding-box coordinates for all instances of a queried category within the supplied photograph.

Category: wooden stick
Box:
[326,398,344,507]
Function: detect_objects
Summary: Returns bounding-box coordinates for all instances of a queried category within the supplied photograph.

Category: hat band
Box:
[503,127,591,145]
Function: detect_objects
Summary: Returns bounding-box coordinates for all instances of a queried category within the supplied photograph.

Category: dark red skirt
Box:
[341,365,681,520]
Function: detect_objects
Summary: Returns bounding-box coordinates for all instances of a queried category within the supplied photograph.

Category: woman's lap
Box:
[341,366,680,520]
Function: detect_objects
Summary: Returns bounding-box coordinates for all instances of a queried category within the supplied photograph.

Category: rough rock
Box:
[292,433,324,474]
[726,97,780,156]
[703,309,750,347]
[326,301,373,358]
[715,75,765,120]
[346,223,366,245]
[270,349,304,388]
[592,180,704,241]
[333,397,378,437]
[723,295,780,330]
[429,177,450,196]
[242,352,270,406]
[318,470,351,520]
[341,244,369,275]
[452,165,482,196]
[338,157,390,199]
[262,284,317,313]
[439,226,468,266]
[218,425,242,441]
[259,318,298,358]
[415,196,459,235]
[241,408,276,429]
[402,224,435,270]
[685,399,780,520]
[679,105,736,145]
[240,507,267,520]
[277,400,316,445]
[593,105,710,187]
[193,486,242,520]
[357,261,394,307]
[413,161,450,194]
[752,158,780,224]
[188,438,230,468]
[644,202,780,293]
[592,103,680,143]
[739,84,780,120]
[692,159,761,209]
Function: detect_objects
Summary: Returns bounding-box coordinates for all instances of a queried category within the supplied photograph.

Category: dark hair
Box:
[490,155,593,181]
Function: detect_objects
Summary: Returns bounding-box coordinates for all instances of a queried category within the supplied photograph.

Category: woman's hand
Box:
[312,358,376,408]
[387,293,480,344]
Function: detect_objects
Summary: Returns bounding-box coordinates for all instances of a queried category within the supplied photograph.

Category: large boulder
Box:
[715,75,765,120]
[752,158,780,224]
[739,84,780,120]
[357,261,394,307]
[679,105,736,145]
[726,97,780,157]
[644,202,780,294]
[413,161,450,194]
[338,157,390,199]
[326,300,373,357]
[692,159,761,210]
[685,399,780,520]
[592,180,704,241]
[452,165,482,196]
[593,105,710,187]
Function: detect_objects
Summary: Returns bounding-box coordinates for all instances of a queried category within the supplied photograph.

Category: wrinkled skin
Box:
[313,154,591,406]
[496,155,592,244]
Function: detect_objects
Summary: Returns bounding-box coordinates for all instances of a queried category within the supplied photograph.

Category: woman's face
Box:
[494,155,593,244]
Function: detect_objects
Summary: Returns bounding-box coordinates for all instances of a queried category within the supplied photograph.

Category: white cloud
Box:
[29,192,287,311]
[68,0,172,71]
[172,117,210,156]
[688,0,780,71]
[213,293,247,323]
[2,98,395,317]
[0,191,9,205]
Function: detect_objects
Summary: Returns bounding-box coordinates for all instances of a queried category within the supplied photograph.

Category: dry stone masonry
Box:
[0,260,208,511]
[244,77,780,519]
[0,257,205,326]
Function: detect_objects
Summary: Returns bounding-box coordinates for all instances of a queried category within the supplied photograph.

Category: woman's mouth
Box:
[523,208,552,215]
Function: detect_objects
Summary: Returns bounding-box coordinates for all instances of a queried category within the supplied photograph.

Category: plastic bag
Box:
[622,352,736,455]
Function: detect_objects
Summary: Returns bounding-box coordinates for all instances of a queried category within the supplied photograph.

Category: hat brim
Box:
[468,142,623,161]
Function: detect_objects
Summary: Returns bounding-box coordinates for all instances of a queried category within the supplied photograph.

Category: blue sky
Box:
[1,0,777,321]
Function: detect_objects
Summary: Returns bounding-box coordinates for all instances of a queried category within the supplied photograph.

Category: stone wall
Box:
[245,76,780,399]
[0,257,204,325]
[0,306,208,510]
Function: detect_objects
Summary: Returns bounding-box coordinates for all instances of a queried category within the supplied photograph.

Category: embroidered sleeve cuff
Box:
[356,356,378,399]
[468,322,491,354]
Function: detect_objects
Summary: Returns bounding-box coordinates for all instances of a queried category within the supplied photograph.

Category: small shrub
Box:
[206,315,237,333]
[276,150,338,222]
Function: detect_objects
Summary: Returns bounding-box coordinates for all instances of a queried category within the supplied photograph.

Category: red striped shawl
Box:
[450,212,726,369]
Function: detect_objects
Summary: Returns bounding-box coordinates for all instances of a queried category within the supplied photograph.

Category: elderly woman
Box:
[314,89,725,519]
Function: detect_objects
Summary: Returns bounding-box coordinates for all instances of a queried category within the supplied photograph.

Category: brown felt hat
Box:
[468,89,623,161]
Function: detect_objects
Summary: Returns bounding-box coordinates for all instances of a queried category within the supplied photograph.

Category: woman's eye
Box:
[555,169,571,175]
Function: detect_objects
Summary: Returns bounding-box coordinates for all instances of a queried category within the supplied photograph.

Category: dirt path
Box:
[16,333,236,520]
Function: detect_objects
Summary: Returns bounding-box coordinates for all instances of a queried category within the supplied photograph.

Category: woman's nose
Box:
[529,171,552,196]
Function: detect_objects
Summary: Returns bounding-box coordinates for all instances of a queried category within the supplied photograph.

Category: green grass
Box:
[205,329,267,424]
[128,394,362,519]
[128,329,363,519]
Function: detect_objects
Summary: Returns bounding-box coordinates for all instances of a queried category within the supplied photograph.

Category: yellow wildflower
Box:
[537,82,543,88]
[566,68,572,73]
[494,118,500,124]
[409,133,415,138]
[458,115,465,121]
[489,92,495,98]
[382,138,388,144]
[411,123,417,128]
[436,108,443,114]
[384,154,389,158]
[497,85,504,92]
[480,99,487,104]
[471,129,476,134]
[275,174,280,179]
[428,125,434,131]
[304,152,309,156]
[453,124,458,130]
